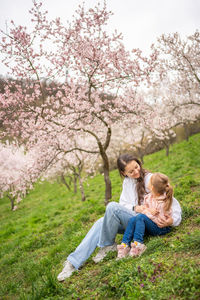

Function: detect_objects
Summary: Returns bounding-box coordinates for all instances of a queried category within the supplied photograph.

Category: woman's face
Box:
[124,160,141,179]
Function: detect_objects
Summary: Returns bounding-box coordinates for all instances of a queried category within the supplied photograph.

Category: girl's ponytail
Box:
[151,172,173,212]
[165,184,173,211]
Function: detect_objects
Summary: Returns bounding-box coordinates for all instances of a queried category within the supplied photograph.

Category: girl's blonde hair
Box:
[151,172,173,211]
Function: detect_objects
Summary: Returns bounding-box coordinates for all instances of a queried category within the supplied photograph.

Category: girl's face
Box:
[124,160,141,179]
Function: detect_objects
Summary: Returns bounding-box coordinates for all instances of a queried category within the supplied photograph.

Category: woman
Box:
[57,154,181,281]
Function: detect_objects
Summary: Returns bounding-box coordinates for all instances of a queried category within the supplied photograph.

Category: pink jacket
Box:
[142,193,172,226]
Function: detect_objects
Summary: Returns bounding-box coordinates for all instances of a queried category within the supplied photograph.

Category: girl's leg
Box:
[116,216,137,259]
[98,202,137,247]
[133,214,171,243]
[122,216,137,246]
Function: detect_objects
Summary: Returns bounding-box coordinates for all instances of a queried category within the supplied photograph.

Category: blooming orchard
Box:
[150,31,200,125]
[43,148,98,201]
[0,140,63,209]
[0,0,156,203]
[0,1,199,207]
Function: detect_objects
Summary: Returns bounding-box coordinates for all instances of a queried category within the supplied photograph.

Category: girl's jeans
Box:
[122,213,171,246]
[67,202,136,269]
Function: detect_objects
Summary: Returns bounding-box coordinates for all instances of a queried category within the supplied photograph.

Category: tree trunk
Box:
[60,173,71,191]
[73,176,78,194]
[87,125,112,205]
[101,151,112,205]
[184,124,190,141]
[139,150,144,164]
[78,173,86,201]
[165,144,169,156]
[8,195,15,210]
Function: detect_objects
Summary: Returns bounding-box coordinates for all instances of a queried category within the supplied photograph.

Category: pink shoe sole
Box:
[117,244,130,259]
[130,243,147,257]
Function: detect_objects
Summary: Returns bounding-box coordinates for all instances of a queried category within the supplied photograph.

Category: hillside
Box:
[0,133,200,299]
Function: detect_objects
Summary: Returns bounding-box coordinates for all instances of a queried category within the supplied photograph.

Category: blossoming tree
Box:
[43,148,98,202]
[0,0,156,204]
[151,30,200,124]
[0,142,58,210]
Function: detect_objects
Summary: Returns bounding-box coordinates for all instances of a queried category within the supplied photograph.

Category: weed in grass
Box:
[21,232,58,252]
[195,216,200,224]
[175,176,198,199]
[144,236,168,255]
[182,205,198,220]
[177,231,200,252]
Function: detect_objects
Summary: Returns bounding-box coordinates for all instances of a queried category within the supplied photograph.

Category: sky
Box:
[0,0,200,75]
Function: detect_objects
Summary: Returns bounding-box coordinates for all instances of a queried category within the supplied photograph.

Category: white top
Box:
[119,173,182,227]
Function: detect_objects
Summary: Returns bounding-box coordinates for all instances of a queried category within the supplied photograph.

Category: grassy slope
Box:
[0,133,200,300]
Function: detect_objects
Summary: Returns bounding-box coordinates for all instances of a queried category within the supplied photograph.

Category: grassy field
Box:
[0,133,200,300]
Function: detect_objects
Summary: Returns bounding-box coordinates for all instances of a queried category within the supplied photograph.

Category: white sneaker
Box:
[57,260,76,281]
[92,243,117,263]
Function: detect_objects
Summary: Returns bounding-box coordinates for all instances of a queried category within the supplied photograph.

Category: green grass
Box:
[0,133,200,300]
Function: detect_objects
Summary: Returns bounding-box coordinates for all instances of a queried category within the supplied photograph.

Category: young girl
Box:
[117,172,173,259]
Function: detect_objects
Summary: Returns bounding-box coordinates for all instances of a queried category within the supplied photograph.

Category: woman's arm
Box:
[171,197,182,226]
[156,197,182,228]
[119,177,138,211]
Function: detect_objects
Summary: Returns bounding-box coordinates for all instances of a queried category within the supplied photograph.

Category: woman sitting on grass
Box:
[57,154,182,281]
[117,172,173,259]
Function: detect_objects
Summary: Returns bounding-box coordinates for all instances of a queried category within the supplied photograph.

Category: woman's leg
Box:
[98,202,137,247]
[122,216,137,246]
[133,214,171,243]
[67,217,103,269]
[63,202,136,270]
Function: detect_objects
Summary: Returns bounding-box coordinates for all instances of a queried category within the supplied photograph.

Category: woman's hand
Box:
[157,216,173,228]
[134,205,144,213]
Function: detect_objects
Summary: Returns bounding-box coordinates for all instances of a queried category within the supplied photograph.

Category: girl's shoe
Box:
[130,242,147,257]
[116,243,130,260]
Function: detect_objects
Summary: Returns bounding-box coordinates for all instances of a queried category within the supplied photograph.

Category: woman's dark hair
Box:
[117,154,148,205]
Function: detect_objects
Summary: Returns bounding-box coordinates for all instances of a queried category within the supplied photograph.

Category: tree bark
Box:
[136,147,144,164]
[78,173,86,201]
[165,144,169,156]
[101,150,112,205]
[184,124,190,141]
[140,153,144,164]
[73,176,78,194]
[60,173,71,191]
[8,195,15,210]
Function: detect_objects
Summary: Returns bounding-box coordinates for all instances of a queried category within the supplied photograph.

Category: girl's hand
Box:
[148,208,159,216]
[135,205,144,213]
[157,216,173,228]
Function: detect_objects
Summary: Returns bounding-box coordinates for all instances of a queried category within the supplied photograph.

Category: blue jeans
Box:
[122,213,171,245]
[67,202,137,269]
